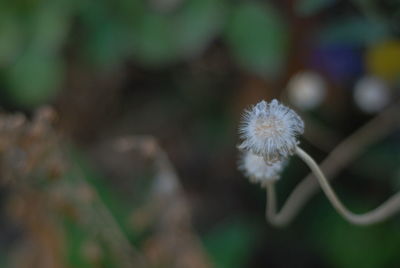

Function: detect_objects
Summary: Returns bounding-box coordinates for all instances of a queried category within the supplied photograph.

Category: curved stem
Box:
[271,101,400,226]
[265,182,293,227]
[295,146,400,225]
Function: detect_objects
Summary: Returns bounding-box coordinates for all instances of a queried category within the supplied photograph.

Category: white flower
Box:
[239,151,286,186]
[239,99,304,164]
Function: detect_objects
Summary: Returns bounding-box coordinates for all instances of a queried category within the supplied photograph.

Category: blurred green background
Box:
[0,0,400,267]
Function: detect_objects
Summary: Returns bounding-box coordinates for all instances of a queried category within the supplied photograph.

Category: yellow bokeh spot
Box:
[366,40,400,82]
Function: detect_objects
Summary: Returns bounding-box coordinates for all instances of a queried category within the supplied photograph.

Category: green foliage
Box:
[0,0,292,107]
[28,0,71,53]
[0,12,22,66]
[0,0,70,108]
[174,0,226,57]
[294,0,336,16]
[83,20,132,68]
[203,219,259,268]
[133,12,178,65]
[224,2,289,78]
[133,0,226,66]
[5,49,63,108]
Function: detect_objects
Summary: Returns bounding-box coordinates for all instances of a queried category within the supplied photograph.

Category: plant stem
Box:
[295,146,400,225]
[268,101,400,226]
[265,182,278,225]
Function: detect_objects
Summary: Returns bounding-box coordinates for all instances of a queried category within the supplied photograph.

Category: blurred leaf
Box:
[77,0,137,68]
[133,0,227,65]
[0,12,23,66]
[316,17,389,46]
[114,0,144,24]
[174,0,226,57]
[84,20,133,68]
[5,50,63,108]
[133,12,178,66]
[294,0,336,16]
[224,2,289,78]
[29,1,71,53]
[203,219,258,268]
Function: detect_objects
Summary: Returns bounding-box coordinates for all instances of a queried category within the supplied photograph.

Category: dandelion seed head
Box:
[239,151,286,186]
[239,99,304,164]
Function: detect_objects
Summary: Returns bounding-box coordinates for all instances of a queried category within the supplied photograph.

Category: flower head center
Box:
[254,116,284,139]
